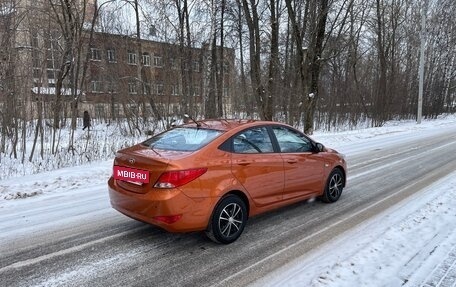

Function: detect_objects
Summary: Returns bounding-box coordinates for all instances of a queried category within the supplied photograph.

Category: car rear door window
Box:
[233,127,274,153]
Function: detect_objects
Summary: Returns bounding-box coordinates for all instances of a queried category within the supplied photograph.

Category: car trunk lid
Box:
[114,145,191,194]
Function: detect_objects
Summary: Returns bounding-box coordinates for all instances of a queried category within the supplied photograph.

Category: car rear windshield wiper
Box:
[149,143,161,157]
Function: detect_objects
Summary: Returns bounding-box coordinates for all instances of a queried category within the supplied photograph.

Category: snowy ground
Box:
[253,171,456,287]
[0,114,455,286]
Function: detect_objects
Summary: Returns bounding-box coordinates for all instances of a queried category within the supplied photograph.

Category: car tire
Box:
[206,194,247,244]
[320,169,344,203]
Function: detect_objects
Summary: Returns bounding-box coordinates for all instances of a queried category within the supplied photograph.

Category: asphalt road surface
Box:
[1,129,456,287]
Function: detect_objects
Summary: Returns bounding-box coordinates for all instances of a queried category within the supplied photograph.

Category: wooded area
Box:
[0,0,455,164]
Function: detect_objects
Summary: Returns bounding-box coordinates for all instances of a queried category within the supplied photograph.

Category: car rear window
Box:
[143,127,223,151]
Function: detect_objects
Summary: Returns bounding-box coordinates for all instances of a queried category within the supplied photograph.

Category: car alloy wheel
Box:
[206,195,247,244]
[321,169,344,203]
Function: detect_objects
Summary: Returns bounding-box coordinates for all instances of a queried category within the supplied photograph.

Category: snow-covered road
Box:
[0,116,455,286]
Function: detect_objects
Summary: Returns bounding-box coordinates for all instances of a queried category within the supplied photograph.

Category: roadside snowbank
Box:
[313,114,456,156]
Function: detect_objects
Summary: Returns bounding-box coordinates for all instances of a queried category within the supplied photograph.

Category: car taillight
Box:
[154,168,207,188]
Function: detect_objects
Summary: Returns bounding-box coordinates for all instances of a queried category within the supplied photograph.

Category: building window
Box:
[107,49,116,63]
[169,58,178,70]
[47,69,55,80]
[193,61,200,72]
[128,81,137,94]
[31,34,39,48]
[95,104,105,118]
[90,48,102,61]
[32,58,40,69]
[142,53,151,66]
[128,51,137,65]
[107,80,118,93]
[223,87,229,97]
[155,83,164,95]
[47,58,55,69]
[112,103,121,118]
[143,83,151,94]
[153,55,163,67]
[183,60,190,71]
[33,68,41,79]
[193,86,200,96]
[171,84,180,96]
[91,81,103,93]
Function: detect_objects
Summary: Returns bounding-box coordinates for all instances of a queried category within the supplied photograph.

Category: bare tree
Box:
[238,0,269,120]
[47,0,81,153]
[285,0,331,133]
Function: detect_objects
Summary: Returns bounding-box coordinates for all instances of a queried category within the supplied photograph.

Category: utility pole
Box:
[417,1,427,124]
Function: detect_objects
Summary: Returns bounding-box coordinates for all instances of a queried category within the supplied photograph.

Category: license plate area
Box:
[114,166,150,184]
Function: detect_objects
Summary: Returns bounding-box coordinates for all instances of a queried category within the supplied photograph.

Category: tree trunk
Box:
[240,0,266,120]
[305,0,330,134]
[267,0,279,121]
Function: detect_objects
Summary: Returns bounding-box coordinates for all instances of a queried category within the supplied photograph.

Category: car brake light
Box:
[154,168,207,188]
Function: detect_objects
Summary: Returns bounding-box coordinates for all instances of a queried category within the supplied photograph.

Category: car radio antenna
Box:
[184,114,201,128]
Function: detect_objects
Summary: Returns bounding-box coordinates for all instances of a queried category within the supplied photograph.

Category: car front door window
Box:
[272,126,312,153]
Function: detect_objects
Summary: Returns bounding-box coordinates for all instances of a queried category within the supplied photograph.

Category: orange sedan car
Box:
[108,119,346,244]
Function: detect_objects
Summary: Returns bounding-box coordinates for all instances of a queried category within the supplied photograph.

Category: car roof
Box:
[180,119,275,131]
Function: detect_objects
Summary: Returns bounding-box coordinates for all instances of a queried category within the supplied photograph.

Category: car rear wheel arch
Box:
[207,190,250,226]
[225,190,250,216]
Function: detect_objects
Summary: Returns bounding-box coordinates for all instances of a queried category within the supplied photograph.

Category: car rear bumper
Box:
[108,177,215,232]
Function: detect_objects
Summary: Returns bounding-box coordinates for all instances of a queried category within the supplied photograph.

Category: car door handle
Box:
[237,160,251,166]
[287,159,298,164]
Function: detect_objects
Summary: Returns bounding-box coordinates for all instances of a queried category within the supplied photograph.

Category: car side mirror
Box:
[315,143,325,152]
